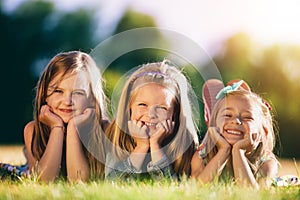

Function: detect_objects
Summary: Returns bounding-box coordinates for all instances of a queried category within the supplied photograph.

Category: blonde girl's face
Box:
[46,71,92,123]
[215,94,262,145]
[130,83,175,132]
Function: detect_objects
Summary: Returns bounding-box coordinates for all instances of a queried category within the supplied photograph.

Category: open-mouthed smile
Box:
[225,129,242,135]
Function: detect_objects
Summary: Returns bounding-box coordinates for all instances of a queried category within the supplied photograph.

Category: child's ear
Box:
[263,126,269,136]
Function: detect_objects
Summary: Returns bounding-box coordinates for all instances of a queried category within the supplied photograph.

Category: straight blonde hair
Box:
[106,60,199,176]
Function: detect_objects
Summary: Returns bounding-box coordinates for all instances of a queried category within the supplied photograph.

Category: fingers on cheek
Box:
[141,125,147,132]
[250,133,258,142]
[156,123,165,134]
[137,121,143,128]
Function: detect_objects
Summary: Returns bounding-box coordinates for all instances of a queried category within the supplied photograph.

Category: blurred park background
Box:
[1,0,300,160]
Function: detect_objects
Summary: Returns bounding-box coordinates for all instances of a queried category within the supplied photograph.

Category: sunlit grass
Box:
[1,146,300,199]
[0,178,299,200]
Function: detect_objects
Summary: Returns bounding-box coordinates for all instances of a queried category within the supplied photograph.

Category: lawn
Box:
[1,145,299,200]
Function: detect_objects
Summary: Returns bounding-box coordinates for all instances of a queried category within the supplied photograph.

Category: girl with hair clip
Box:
[105,60,199,180]
[191,80,278,188]
[23,51,109,182]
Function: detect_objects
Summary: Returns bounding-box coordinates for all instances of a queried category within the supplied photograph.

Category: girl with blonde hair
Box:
[191,80,278,188]
[105,60,199,179]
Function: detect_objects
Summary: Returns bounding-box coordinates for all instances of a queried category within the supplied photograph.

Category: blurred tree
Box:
[256,45,300,158]
[0,1,97,144]
[0,1,55,144]
[101,8,171,119]
[214,32,254,82]
[114,8,156,34]
[109,8,168,72]
[48,9,96,52]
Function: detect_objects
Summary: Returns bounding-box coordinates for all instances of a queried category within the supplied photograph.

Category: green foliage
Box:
[214,33,300,158]
[111,9,168,72]
[0,1,98,143]
[1,0,300,160]
[114,8,157,34]
[51,9,96,52]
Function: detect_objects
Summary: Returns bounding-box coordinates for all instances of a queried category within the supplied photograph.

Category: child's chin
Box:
[62,117,72,124]
[148,126,158,134]
[227,139,239,145]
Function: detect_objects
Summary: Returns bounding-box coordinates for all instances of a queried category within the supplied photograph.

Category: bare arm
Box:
[24,120,64,183]
[24,121,36,171]
[149,120,174,164]
[191,127,231,184]
[191,146,230,184]
[66,109,99,182]
[231,129,273,189]
[128,120,149,170]
[257,157,278,188]
[232,146,259,189]
[66,126,90,182]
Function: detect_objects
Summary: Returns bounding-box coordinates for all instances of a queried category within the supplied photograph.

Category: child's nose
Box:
[232,116,242,125]
[63,93,73,105]
[148,106,157,118]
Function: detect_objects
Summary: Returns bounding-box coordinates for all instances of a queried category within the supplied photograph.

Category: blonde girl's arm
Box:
[149,120,174,164]
[191,127,231,184]
[232,146,259,189]
[24,120,64,183]
[257,155,278,188]
[66,109,94,182]
[127,120,150,171]
[191,146,230,184]
[231,129,271,189]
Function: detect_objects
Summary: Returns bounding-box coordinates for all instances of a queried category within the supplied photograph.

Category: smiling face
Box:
[215,94,262,145]
[45,71,92,123]
[130,83,175,133]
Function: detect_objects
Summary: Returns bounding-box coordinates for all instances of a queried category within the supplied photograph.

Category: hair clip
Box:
[216,80,244,100]
[135,71,169,80]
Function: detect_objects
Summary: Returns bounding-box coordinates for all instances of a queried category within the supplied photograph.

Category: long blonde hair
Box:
[203,90,277,173]
[32,51,108,179]
[106,60,199,176]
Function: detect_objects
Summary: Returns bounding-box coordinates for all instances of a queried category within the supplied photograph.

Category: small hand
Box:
[39,105,63,127]
[149,119,175,147]
[234,131,260,152]
[68,108,95,135]
[208,127,231,151]
[128,120,150,148]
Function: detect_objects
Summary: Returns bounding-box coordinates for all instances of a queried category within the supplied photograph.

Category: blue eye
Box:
[157,106,167,111]
[73,91,85,96]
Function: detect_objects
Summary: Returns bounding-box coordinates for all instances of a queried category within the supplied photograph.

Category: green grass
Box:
[0,178,299,200]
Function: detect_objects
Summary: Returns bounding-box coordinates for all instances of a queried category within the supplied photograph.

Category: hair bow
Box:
[216,80,244,100]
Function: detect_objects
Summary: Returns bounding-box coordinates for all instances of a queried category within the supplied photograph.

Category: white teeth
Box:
[145,122,156,127]
[226,130,242,135]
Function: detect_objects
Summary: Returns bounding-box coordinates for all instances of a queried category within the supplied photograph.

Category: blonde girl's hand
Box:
[39,105,63,128]
[208,127,231,151]
[128,120,150,148]
[234,131,260,153]
[149,119,175,146]
[67,108,95,135]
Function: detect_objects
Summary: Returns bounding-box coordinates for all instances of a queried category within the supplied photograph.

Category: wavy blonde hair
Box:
[203,90,277,173]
